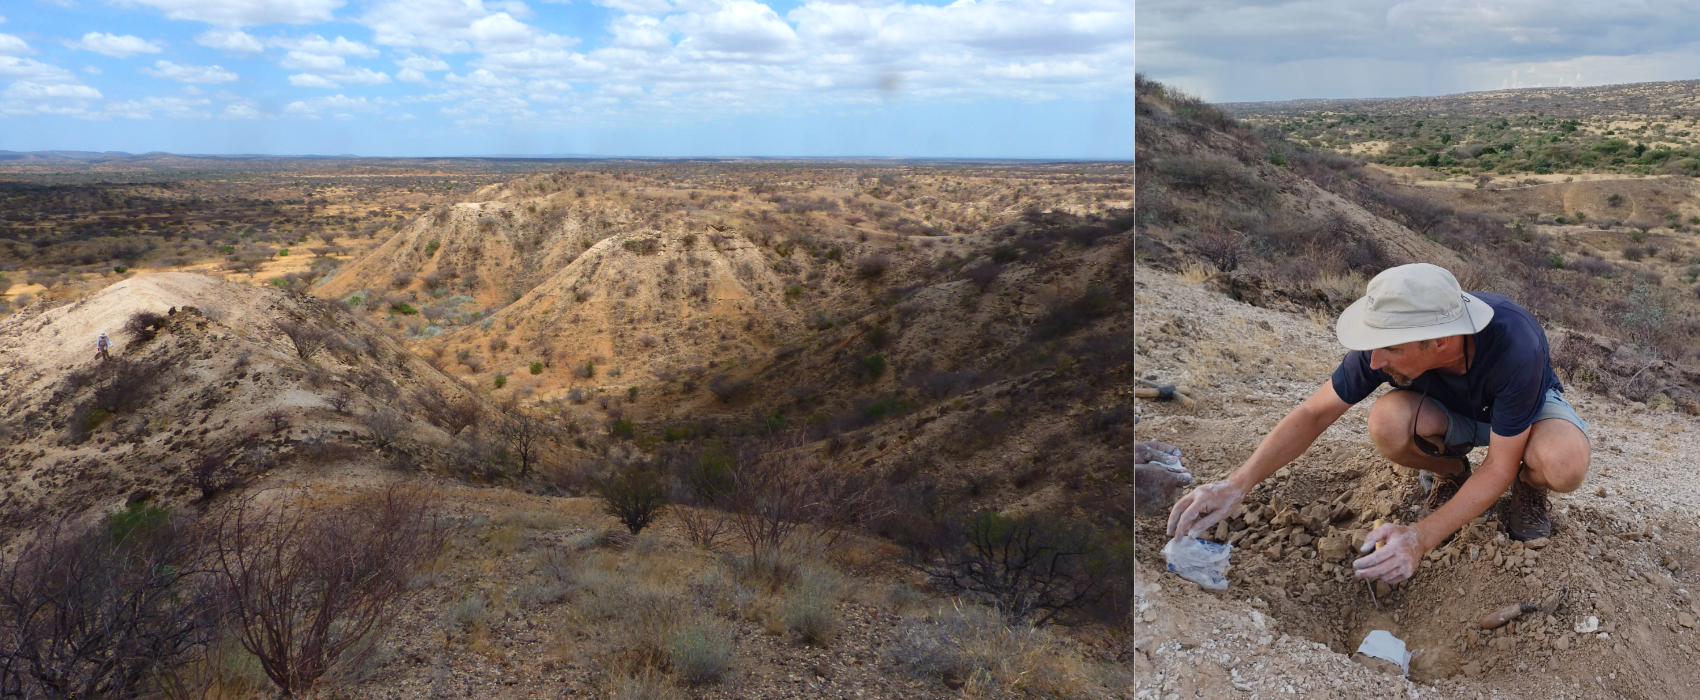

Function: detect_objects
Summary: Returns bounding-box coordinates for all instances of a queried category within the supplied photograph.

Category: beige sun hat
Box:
[1335,263,1494,351]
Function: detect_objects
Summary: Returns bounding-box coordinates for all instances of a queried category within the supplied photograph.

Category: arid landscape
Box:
[0,156,1138,698]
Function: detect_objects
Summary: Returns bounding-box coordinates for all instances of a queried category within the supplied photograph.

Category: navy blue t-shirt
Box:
[1330,292,1562,438]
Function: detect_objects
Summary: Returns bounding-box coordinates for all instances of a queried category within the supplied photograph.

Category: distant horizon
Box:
[1139,0,1700,104]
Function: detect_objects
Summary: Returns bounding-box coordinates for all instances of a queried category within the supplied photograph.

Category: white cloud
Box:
[286,66,390,87]
[84,65,102,74]
[284,92,378,118]
[671,1,797,55]
[282,50,347,71]
[362,0,576,54]
[397,67,429,82]
[105,95,212,119]
[396,54,450,71]
[223,102,266,118]
[196,28,265,52]
[4,81,102,100]
[70,32,164,58]
[141,59,239,83]
[592,0,675,15]
[287,73,340,87]
[0,33,30,55]
[126,0,345,27]
[278,34,377,57]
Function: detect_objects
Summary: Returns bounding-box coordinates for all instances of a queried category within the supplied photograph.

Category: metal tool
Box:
[1366,518,1385,610]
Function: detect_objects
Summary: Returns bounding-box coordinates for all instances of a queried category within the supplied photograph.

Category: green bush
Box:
[667,621,733,684]
[530,361,543,375]
[612,418,635,439]
[105,502,172,544]
[783,572,839,645]
[861,353,886,380]
[594,463,668,535]
[278,248,289,256]
[392,302,418,315]
[494,374,507,389]
[113,265,128,274]
[425,239,440,256]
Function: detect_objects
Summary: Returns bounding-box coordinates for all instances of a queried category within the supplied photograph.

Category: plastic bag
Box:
[1161,535,1232,591]
[1355,630,1411,676]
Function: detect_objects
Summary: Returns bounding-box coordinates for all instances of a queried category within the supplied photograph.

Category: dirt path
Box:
[1135,266,1700,699]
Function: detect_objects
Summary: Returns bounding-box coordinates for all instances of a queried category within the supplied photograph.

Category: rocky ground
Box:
[1133,265,1700,700]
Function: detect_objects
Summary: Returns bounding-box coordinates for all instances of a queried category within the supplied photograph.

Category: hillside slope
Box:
[0,272,480,529]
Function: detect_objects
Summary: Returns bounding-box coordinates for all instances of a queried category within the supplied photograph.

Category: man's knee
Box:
[1526,420,1590,493]
[1366,392,1422,455]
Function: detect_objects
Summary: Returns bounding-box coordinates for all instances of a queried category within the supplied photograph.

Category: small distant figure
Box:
[96,331,111,361]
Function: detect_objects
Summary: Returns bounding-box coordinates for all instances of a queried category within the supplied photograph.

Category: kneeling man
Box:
[1168,263,1591,584]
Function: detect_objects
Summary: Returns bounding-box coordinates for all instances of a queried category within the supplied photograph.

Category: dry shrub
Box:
[0,508,215,700]
[594,462,670,535]
[914,511,1130,627]
[411,386,482,435]
[275,320,327,361]
[92,357,169,414]
[886,603,1093,695]
[360,408,406,449]
[124,310,169,342]
[208,485,447,695]
[725,436,886,557]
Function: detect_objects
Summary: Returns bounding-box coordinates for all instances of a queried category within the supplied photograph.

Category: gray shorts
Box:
[1438,387,1590,449]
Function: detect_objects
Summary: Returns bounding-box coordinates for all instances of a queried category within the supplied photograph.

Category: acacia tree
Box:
[492,407,550,479]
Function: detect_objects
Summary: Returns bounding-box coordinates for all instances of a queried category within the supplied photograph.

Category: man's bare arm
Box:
[1354,427,1530,583]
[1416,428,1529,550]
[1227,380,1354,492]
[1168,380,1352,536]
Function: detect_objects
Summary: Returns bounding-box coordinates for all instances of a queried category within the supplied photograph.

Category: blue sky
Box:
[1139,0,1700,103]
[0,0,1132,158]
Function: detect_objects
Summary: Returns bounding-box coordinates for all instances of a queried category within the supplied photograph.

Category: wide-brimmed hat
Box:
[1335,263,1493,351]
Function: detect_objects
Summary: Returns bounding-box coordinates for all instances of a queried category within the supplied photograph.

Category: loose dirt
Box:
[1135,265,1700,699]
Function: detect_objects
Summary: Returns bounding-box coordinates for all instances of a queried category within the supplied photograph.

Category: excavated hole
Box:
[1141,452,1700,687]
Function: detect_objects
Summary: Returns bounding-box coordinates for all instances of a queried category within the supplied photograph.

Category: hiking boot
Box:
[1421,458,1472,516]
[1508,468,1552,541]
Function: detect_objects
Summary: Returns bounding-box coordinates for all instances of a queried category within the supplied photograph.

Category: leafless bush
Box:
[445,438,505,483]
[124,310,169,342]
[360,408,406,449]
[326,390,353,415]
[92,357,169,414]
[491,407,550,479]
[389,272,413,289]
[0,511,215,699]
[275,320,327,361]
[726,436,886,556]
[411,386,482,435]
[855,254,891,279]
[915,511,1130,626]
[208,486,447,695]
[263,409,289,433]
[191,452,237,502]
[962,263,1004,291]
[707,375,753,403]
[1191,227,1246,272]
